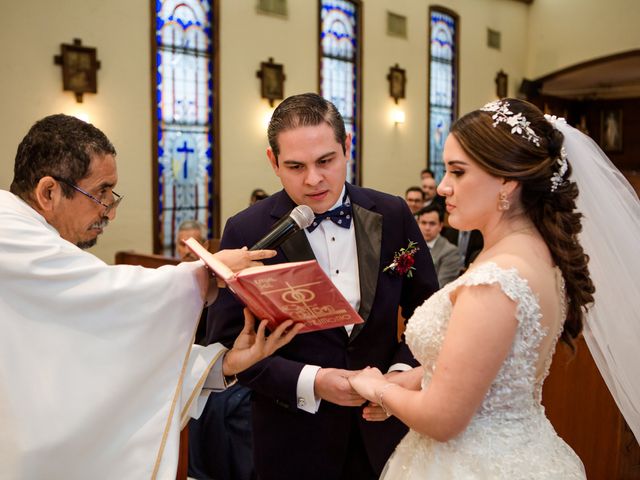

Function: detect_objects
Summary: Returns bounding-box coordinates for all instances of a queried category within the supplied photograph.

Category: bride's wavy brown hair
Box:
[450,98,595,349]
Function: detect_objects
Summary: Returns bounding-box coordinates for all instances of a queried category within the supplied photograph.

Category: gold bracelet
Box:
[378,383,398,417]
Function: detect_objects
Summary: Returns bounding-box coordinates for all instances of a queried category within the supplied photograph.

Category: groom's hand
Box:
[314,368,366,407]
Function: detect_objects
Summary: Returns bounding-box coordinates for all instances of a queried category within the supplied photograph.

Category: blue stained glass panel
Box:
[156,0,213,256]
[429,10,456,183]
[430,60,453,108]
[429,106,452,181]
[320,0,359,184]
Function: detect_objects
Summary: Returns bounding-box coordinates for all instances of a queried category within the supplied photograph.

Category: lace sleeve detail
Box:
[449,262,550,415]
[449,262,542,331]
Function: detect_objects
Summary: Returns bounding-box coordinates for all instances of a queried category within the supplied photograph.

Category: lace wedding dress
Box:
[382,262,586,479]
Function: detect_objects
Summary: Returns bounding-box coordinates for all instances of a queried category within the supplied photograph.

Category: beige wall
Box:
[0,0,635,263]
[213,0,531,223]
[527,0,640,77]
[218,1,317,225]
[0,0,153,263]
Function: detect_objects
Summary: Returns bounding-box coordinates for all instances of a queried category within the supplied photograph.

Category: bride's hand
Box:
[348,367,386,403]
[222,308,303,376]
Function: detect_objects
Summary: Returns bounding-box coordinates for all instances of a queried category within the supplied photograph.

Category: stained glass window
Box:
[154,0,215,256]
[428,8,458,182]
[320,0,361,184]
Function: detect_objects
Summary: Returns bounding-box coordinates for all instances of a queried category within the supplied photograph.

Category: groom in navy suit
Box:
[206,93,438,479]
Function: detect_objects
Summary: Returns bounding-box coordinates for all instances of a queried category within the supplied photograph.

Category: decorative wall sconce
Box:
[495,70,508,99]
[54,38,100,103]
[256,57,285,106]
[387,64,406,104]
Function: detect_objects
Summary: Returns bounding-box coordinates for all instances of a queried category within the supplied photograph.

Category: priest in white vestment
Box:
[0,114,299,480]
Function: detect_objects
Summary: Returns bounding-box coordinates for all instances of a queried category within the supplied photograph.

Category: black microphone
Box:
[249,205,315,251]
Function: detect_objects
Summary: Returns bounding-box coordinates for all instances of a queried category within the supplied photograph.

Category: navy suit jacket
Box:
[206,183,438,479]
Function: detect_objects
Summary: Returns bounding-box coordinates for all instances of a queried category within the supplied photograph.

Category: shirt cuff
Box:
[202,348,229,392]
[296,364,322,413]
[388,363,411,373]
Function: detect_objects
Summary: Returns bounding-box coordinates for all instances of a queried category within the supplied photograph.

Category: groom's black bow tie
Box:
[307,204,353,232]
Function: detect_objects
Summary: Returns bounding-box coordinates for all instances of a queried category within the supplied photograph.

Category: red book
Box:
[184,238,364,333]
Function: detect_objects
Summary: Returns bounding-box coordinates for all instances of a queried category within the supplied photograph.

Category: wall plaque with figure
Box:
[54,38,100,103]
[600,109,623,152]
[257,57,285,106]
[388,64,406,103]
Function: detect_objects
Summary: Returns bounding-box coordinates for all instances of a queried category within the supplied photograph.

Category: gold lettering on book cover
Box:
[253,277,278,290]
[259,281,349,324]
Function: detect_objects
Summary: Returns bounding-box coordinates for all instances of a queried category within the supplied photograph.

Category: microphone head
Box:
[290,205,315,229]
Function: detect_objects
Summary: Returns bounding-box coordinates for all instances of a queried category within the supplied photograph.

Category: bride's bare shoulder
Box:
[474,253,542,284]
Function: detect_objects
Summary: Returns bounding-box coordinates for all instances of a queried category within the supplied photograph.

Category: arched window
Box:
[428,6,459,182]
[319,0,361,184]
[153,0,219,256]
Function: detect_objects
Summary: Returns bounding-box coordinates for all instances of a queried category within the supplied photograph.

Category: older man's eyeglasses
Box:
[53,177,123,215]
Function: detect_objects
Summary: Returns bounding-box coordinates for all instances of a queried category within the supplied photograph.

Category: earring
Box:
[498,191,510,211]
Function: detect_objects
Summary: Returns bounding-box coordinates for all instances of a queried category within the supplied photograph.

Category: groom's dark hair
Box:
[267,93,346,164]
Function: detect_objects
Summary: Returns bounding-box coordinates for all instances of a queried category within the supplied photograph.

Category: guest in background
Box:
[176,219,209,262]
[421,168,434,179]
[250,188,269,205]
[405,186,425,215]
[417,203,462,287]
[421,175,446,212]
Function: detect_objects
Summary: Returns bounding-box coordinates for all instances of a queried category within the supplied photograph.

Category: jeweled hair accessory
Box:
[549,147,569,192]
[544,114,570,192]
[481,100,541,147]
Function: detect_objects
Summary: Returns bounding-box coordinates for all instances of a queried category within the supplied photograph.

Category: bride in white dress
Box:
[349,98,640,479]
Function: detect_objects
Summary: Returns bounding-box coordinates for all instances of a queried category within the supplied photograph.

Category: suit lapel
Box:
[350,201,382,342]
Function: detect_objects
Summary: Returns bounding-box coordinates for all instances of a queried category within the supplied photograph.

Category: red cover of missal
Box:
[184,238,364,333]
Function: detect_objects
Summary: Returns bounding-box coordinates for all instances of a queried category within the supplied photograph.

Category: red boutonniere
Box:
[383,241,419,278]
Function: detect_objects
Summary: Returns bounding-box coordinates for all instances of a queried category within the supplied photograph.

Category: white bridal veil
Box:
[548,116,640,442]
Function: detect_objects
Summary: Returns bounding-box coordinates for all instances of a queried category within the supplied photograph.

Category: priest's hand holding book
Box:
[185,237,364,334]
[189,244,303,376]
[193,246,277,306]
